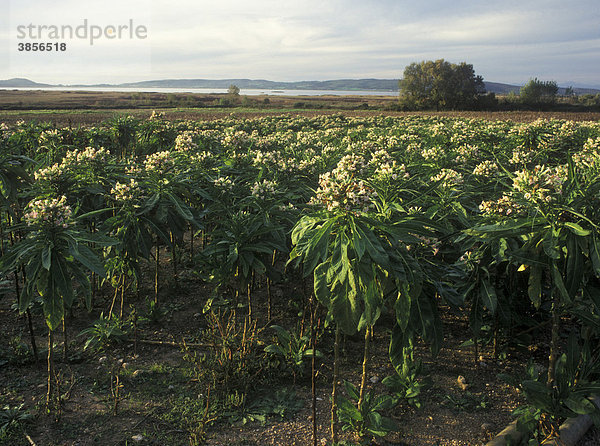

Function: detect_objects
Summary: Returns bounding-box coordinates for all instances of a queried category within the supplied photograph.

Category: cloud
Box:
[1,0,599,86]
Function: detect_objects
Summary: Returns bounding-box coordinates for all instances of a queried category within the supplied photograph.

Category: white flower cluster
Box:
[374,161,409,181]
[472,160,499,177]
[213,176,234,191]
[253,150,278,167]
[313,154,375,213]
[479,194,524,217]
[222,130,249,150]
[24,195,73,228]
[421,146,445,161]
[190,151,215,167]
[512,164,567,204]
[368,148,393,167]
[407,234,441,256]
[149,110,165,120]
[251,179,278,200]
[145,151,174,173]
[111,179,139,202]
[430,169,463,188]
[38,129,60,145]
[0,122,9,139]
[509,146,536,165]
[63,146,109,165]
[454,144,479,164]
[34,163,63,182]
[573,138,600,170]
[174,131,199,151]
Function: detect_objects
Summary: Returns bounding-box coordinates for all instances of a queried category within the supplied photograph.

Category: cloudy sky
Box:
[1,0,599,87]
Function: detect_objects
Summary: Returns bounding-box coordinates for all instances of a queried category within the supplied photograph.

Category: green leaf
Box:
[41,244,52,270]
[331,269,360,335]
[522,380,553,412]
[389,323,407,373]
[590,236,600,277]
[337,397,362,422]
[415,294,442,356]
[394,283,411,332]
[69,243,105,277]
[528,266,542,309]
[551,262,571,304]
[344,381,360,401]
[355,221,389,267]
[564,222,591,237]
[564,396,596,415]
[166,191,194,222]
[43,292,64,331]
[480,279,497,315]
[53,257,74,309]
[313,262,331,308]
[303,219,335,275]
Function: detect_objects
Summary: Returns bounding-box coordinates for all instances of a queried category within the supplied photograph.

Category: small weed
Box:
[79,313,130,352]
[0,404,32,439]
[443,391,489,412]
[337,381,398,441]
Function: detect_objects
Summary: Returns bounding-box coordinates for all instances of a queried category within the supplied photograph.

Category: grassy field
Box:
[1,89,600,125]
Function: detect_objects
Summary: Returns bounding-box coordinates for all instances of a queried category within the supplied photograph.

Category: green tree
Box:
[399,59,485,110]
[520,78,559,108]
[227,84,240,96]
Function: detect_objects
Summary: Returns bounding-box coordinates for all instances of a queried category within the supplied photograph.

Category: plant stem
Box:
[190,224,194,262]
[119,275,126,319]
[331,325,340,445]
[310,297,318,446]
[62,317,68,362]
[46,329,54,413]
[154,239,160,304]
[170,231,178,283]
[358,325,372,411]
[26,308,38,363]
[547,290,560,388]
[247,282,252,322]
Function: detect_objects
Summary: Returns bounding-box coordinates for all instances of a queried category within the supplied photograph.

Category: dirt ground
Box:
[0,248,548,446]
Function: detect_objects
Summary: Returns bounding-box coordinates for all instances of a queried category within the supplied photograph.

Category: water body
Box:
[0,86,398,96]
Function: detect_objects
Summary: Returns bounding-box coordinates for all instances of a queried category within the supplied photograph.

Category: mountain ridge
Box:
[1,77,599,95]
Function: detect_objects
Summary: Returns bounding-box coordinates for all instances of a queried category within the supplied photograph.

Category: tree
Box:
[399,59,486,110]
[227,84,240,96]
[519,78,558,108]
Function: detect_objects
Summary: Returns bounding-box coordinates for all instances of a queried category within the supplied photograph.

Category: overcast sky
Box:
[1,0,599,87]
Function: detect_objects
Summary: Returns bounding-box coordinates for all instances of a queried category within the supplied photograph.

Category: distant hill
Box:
[1,77,599,95]
[0,78,52,88]
[115,78,400,91]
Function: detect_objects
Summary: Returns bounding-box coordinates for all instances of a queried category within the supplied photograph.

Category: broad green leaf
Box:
[389,323,407,373]
[43,291,64,331]
[313,262,331,308]
[551,262,571,304]
[394,283,411,332]
[53,257,74,309]
[41,244,52,270]
[564,396,596,415]
[480,279,497,315]
[415,294,442,356]
[69,243,105,276]
[344,381,360,401]
[331,270,360,335]
[591,236,600,277]
[564,222,591,237]
[528,266,542,309]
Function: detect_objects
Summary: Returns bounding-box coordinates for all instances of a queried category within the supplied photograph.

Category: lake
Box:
[0,86,398,96]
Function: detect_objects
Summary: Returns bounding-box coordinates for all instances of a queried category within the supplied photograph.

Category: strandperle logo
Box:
[16,19,148,45]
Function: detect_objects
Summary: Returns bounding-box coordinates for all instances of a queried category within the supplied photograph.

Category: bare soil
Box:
[0,247,542,446]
